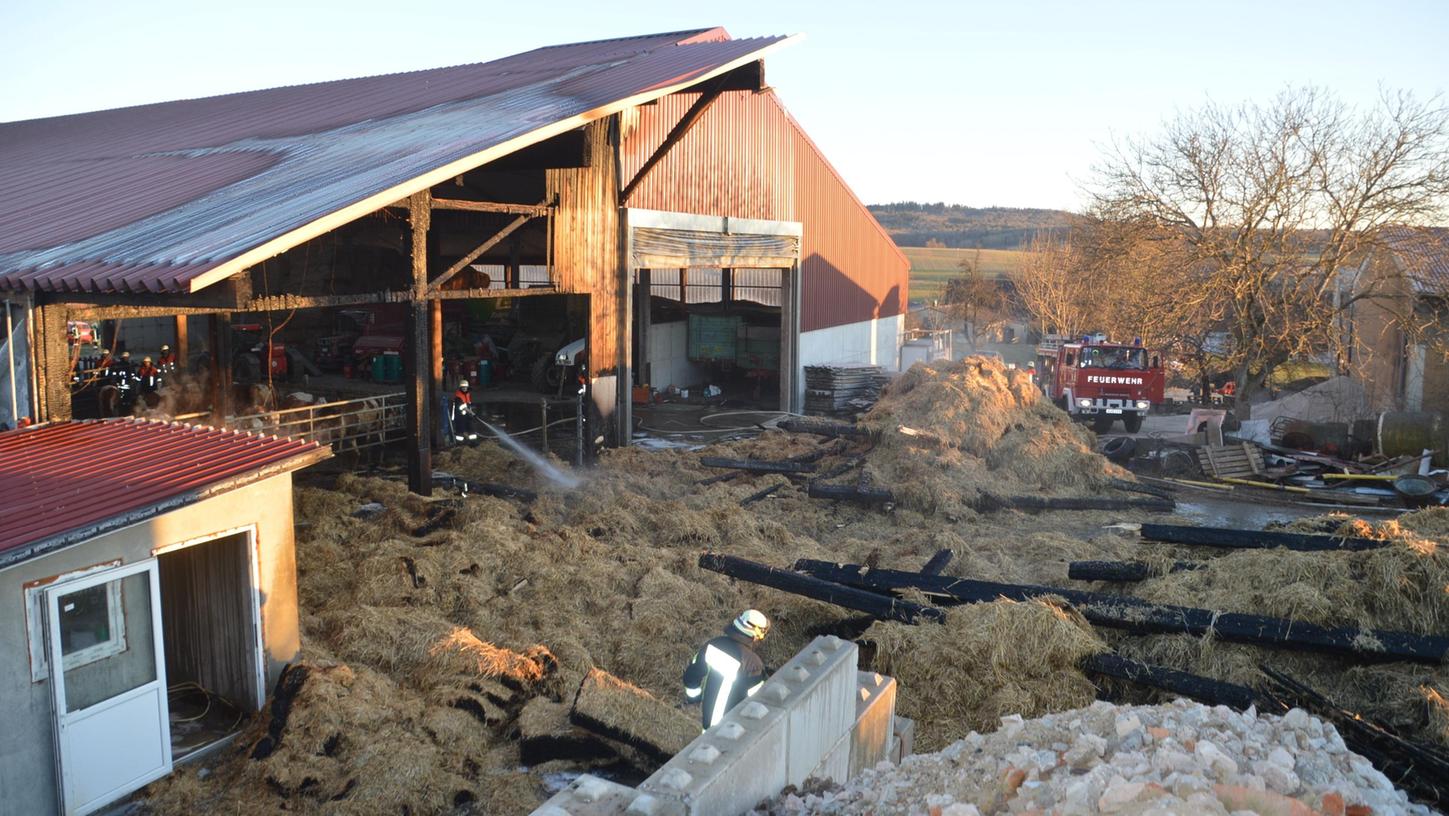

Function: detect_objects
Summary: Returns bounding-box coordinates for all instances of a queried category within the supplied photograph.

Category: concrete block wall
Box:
[533,637,905,816]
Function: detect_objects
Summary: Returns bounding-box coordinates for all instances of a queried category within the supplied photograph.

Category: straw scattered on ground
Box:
[863,598,1108,751]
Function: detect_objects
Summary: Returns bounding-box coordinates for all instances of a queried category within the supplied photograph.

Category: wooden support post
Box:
[174,314,189,371]
[33,304,72,422]
[207,313,231,427]
[430,298,443,447]
[406,191,433,496]
[507,238,521,290]
[721,268,733,304]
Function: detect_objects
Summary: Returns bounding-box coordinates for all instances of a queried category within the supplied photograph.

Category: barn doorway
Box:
[156,530,263,760]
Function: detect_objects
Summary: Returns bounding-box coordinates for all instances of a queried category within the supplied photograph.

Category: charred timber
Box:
[1139,523,1385,552]
[1082,653,1266,712]
[741,484,783,506]
[778,417,873,439]
[1108,478,1173,499]
[698,553,943,625]
[1261,666,1449,807]
[920,549,955,576]
[437,476,538,503]
[807,482,896,506]
[790,560,1449,664]
[978,494,1175,513]
[1067,560,1203,582]
[700,456,820,474]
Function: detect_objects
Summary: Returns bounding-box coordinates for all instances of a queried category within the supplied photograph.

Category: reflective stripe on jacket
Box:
[682,632,766,729]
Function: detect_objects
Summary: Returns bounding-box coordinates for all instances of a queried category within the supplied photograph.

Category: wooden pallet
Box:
[1197,442,1265,479]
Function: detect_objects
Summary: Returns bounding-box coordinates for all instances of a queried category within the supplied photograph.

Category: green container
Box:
[735,338,780,370]
[383,352,402,383]
[1378,411,1448,467]
[370,354,386,382]
[688,315,742,362]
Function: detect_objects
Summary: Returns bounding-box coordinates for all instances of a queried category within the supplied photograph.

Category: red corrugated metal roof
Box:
[0,420,328,566]
[0,28,794,295]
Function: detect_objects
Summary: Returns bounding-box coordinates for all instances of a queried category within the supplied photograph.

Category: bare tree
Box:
[1012,231,1096,340]
[1089,88,1449,416]
[941,248,1008,348]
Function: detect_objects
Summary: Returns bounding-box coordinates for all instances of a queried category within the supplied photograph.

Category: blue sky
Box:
[3,0,1445,210]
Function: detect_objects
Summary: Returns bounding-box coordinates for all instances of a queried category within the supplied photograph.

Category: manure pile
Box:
[135,358,1447,814]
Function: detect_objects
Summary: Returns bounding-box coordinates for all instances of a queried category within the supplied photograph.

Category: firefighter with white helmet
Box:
[682,609,770,730]
[450,378,479,443]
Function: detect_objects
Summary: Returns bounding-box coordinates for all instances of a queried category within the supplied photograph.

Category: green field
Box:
[902,246,1029,305]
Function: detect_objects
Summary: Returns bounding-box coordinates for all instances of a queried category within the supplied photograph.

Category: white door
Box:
[44,560,171,815]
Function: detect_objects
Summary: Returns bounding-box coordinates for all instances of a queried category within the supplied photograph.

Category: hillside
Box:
[869,202,1075,249]
[904,246,1027,304]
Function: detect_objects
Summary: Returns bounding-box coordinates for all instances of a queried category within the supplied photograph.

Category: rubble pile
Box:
[757,700,1432,816]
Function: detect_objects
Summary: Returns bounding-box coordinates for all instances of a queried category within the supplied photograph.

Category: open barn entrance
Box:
[636,267,785,407]
[157,530,262,761]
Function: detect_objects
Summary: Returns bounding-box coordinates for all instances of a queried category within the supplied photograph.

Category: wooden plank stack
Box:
[804,363,888,415]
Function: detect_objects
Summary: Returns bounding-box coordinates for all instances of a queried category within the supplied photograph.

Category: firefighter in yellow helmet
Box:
[682,609,769,730]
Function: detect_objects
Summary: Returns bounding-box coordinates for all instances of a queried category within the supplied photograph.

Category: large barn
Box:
[0,27,909,493]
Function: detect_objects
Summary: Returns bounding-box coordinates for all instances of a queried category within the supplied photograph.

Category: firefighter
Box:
[450,379,479,443]
[136,356,162,393]
[681,609,769,730]
[157,344,177,373]
[110,350,135,385]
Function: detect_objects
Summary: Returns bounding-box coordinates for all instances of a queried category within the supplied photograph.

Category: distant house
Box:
[0,420,327,815]
[1349,227,1449,412]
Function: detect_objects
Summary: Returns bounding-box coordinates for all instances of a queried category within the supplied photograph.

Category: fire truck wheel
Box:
[1122,413,1144,433]
[1091,415,1115,433]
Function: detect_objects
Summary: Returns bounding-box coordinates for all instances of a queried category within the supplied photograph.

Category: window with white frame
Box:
[25,575,127,682]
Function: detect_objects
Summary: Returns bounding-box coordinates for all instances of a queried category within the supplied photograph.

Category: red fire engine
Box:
[1035,334,1164,432]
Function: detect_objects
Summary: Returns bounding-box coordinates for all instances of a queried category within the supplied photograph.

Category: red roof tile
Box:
[0,419,329,567]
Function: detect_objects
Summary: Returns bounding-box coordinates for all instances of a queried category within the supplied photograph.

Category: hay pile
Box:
[858,357,1125,514]
[864,598,1108,752]
[144,358,1406,814]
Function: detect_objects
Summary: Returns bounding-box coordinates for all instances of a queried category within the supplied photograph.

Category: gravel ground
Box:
[755,699,1433,816]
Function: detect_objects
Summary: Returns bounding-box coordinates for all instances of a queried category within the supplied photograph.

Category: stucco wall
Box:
[0,474,299,816]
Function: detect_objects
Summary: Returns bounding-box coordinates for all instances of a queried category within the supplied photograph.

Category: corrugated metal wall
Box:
[620,90,909,332]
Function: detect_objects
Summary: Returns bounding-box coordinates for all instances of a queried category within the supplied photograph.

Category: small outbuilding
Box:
[0,419,328,815]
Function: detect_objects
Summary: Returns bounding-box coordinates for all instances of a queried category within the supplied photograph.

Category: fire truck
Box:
[1035,334,1164,432]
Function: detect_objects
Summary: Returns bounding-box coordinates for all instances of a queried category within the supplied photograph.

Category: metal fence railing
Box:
[228,392,407,452]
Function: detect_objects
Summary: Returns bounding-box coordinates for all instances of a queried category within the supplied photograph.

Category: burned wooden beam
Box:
[1139,523,1386,552]
[778,417,872,439]
[1260,666,1449,808]
[920,549,955,576]
[791,560,1449,664]
[435,476,538,503]
[698,553,943,625]
[978,494,1175,513]
[741,483,783,507]
[700,456,819,474]
[1082,653,1266,712]
[1068,560,1203,582]
[807,482,895,506]
[1108,478,1173,499]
